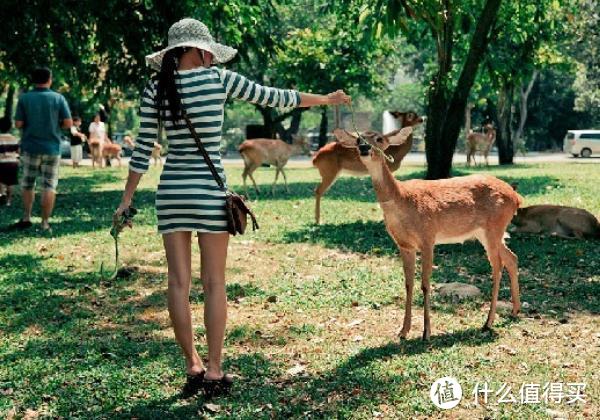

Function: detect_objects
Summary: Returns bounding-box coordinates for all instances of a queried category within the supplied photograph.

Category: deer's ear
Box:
[389,111,405,119]
[333,128,359,146]
[385,126,413,145]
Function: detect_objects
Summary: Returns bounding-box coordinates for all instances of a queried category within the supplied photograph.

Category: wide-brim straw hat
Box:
[145,18,237,70]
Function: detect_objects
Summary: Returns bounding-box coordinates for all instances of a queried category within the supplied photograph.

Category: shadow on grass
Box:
[283,221,599,317]
[122,327,498,418]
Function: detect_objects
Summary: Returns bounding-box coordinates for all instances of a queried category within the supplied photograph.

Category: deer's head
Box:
[389,111,424,128]
[333,127,414,162]
[291,134,312,156]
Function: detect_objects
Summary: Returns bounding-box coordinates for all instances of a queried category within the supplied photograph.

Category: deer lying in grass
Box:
[238,134,310,195]
[313,111,423,224]
[334,127,522,340]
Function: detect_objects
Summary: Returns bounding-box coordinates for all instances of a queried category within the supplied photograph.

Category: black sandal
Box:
[202,373,234,398]
[181,370,205,398]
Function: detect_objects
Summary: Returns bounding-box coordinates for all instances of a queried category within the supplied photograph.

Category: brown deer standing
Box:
[238,134,311,195]
[465,103,496,166]
[313,111,423,224]
[334,127,522,340]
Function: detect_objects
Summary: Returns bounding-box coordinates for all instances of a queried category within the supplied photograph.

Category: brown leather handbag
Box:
[182,110,259,236]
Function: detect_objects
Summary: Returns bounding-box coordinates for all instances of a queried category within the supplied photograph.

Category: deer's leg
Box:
[314,169,338,224]
[280,167,289,193]
[399,248,416,339]
[246,165,260,195]
[241,165,250,195]
[500,243,520,316]
[271,167,281,194]
[482,237,503,330]
[421,245,434,340]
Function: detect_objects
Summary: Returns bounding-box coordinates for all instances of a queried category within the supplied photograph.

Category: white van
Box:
[564,130,600,157]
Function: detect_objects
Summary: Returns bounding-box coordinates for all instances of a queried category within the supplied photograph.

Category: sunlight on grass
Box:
[0,162,598,418]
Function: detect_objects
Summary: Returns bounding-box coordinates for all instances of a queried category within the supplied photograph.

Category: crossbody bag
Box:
[181,110,259,235]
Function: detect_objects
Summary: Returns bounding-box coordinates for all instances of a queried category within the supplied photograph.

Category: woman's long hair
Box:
[156,47,186,126]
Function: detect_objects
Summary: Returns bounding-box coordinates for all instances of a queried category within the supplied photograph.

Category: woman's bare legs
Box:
[163,231,204,375]
[197,232,229,380]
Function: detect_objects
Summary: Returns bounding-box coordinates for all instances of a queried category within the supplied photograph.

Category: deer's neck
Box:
[290,143,302,156]
[366,156,406,204]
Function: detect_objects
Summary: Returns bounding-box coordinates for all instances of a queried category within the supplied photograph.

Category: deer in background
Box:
[465,103,496,166]
[238,134,311,195]
[334,127,522,340]
[152,142,163,166]
[313,111,423,224]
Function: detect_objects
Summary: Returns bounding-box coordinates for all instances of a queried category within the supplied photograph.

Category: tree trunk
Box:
[3,84,15,122]
[257,107,277,138]
[274,108,304,142]
[496,80,515,164]
[318,106,328,148]
[425,0,502,179]
[512,69,538,147]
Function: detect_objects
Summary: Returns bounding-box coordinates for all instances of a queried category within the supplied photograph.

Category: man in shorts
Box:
[13,67,72,232]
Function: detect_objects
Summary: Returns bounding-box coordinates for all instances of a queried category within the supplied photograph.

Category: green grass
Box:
[0,161,598,419]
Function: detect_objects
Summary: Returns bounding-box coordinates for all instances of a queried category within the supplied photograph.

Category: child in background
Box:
[70,116,86,168]
[0,117,19,206]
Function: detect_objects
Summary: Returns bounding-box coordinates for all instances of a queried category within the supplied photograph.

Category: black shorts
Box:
[0,162,18,186]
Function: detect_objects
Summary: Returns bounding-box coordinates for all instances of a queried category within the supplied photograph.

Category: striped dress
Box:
[129,67,301,234]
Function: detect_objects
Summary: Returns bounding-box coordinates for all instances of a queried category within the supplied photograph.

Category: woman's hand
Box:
[113,202,133,230]
[326,90,352,105]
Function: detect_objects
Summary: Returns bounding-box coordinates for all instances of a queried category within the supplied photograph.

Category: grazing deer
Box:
[238,134,311,195]
[152,142,163,166]
[313,111,423,224]
[334,127,522,340]
[102,140,122,167]
[465,103,496,166]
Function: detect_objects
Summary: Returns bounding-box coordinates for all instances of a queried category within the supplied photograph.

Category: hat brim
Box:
[145,40,237,70]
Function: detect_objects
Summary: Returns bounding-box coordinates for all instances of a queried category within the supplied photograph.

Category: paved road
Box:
[62,151,598,168]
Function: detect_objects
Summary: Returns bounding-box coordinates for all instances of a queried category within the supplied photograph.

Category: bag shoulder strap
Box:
[181,109,226,191]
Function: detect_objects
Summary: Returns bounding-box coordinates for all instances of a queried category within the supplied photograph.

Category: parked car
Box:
[564,130,600,158]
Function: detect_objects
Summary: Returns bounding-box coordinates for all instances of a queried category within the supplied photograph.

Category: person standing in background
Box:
[88,113,107,144]
[88,113,106,168]
[12,67,72,232]
[0,117,19,206]
[70,116,86,168]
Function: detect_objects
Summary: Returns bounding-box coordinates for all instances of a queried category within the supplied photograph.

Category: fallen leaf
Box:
[286,364,306,376]
[346,319,364,328]
[203,403,221,413]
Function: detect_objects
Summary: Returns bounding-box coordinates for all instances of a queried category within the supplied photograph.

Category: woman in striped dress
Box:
[114,18,350,396]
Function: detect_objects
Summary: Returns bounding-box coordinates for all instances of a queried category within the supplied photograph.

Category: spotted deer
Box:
[313,111,423,224]
[465,103,496,166]
[238,134,311,195]
[334,127,522,340]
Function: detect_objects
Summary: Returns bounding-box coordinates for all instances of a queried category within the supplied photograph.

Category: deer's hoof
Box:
[481,324,493,333]
[398,330,409,340]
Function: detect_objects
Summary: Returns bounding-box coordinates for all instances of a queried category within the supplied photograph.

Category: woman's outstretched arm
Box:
[220,69,351,109]
[297,90,351,107]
